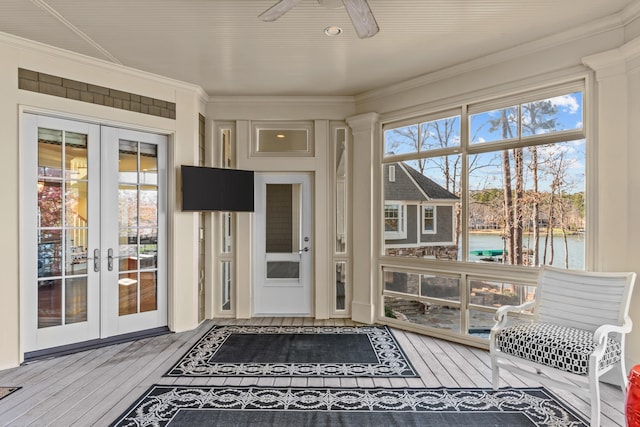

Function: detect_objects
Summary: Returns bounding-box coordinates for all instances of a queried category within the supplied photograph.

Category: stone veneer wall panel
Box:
[18,68,176,119]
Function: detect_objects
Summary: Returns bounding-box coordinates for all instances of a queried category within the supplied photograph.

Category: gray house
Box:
[383,162,459,255]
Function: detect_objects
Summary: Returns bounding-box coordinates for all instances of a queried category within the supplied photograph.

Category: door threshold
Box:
[23,326,171,363]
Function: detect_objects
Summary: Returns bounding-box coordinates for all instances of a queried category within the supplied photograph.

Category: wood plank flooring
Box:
[0,318,626,426]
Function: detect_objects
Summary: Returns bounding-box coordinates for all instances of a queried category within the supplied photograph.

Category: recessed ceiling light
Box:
[324,26,343,36]
[276,134,286,139]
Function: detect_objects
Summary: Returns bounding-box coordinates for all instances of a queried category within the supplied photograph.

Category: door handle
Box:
[88,248,100,272]
[298,247,309,254]
[108,248,114,271]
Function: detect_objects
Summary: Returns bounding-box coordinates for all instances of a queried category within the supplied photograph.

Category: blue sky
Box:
[386,91,585,194]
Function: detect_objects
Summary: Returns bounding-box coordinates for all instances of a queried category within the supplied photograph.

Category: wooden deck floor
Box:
[0,318,626,426]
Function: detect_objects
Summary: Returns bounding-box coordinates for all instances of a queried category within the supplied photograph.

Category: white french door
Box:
[253,173,312,316]
[22,114,167,352]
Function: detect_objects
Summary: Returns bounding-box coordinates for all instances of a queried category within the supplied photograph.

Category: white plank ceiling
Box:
[0,0,636,96]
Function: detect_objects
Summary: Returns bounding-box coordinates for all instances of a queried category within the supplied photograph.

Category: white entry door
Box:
[22,114,167,352]
[253,173,312,316]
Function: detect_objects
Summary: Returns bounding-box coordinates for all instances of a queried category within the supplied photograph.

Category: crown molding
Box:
[207,95,355,105]
[355,5,632,104]
[0,31,208,102]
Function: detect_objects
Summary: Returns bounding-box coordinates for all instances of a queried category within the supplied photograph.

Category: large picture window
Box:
[383,84,585,269]
[380,81,586,344]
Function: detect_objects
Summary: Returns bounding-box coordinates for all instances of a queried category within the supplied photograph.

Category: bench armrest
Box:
[492,300,535,330]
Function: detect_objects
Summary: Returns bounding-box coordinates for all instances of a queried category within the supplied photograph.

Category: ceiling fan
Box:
[259,0,379,39]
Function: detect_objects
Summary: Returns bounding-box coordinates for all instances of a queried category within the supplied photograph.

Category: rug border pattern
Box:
[164,325,418,377]
[110,385,589,427]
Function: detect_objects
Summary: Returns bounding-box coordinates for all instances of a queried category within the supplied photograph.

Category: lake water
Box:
[469,232,585,270]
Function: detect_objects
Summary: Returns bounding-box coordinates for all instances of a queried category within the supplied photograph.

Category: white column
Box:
[346,112,380,324]
[583,35,640,374]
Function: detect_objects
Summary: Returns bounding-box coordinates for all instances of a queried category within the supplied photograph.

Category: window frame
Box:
[377,78,589,348]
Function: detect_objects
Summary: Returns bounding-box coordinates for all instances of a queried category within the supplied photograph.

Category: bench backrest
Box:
[535,265,636,333]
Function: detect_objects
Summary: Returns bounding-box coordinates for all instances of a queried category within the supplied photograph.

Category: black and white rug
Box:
[110,385,588,426]
[165,325,417,377]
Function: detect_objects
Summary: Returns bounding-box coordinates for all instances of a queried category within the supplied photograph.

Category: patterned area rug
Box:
[165,325,417,377]
[110,386,588,427]
[0,387,20,401]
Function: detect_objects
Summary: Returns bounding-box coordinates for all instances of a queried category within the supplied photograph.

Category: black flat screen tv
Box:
[181,165,255,212]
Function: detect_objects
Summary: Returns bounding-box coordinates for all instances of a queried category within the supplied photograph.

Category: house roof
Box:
[384,163,459,202]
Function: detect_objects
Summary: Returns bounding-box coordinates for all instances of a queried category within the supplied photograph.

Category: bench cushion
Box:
[495,322,621,375]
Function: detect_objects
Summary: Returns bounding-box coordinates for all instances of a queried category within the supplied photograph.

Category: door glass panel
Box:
[139,186,158,227]
[140,271,157,312]
[117,140,158,316]
[265,184,300,253]
[37,127,89,329]
[38,279,62,328]
[221,261,231,311]
[65,277,87,324]
[38,180,63,227]
[335,262,346,310]
[118,185,138,228]
[267,261,300,279]
[119,272,138,316]
[335,128,347,254]
[38,128,63,178]
[38,230,62,278]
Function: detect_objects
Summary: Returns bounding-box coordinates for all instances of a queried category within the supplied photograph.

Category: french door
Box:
[22,114,167,352]
[253,173,312,316]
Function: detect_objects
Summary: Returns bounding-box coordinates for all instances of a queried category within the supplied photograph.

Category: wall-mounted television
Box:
[181,165,255,212]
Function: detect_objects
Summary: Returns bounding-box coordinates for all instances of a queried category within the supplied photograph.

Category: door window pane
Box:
[119,273,138,316]
[38,279,62,328]
[118,140,159,316]
[65,277,87,324]
[37,127,91,330]
[335,129,347,254]
[38,128,63,178]
[335,262,346,310]
[267,261,300,279]
[118,185,138,228]
[139,186,158,227]
[265,184,300,253]
[140,271,157,312]
[38,180,63,227]
[221,261,232,311]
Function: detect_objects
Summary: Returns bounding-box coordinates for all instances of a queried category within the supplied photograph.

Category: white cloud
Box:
[550,94,580,114]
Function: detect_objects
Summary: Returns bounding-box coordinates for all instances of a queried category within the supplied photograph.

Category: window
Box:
[380,82,586,344]
[383,83,585,269]
[384,203,406,239]
[422,205,436,233]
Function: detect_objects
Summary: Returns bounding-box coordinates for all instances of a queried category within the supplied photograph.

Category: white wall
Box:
[0,33,205,370]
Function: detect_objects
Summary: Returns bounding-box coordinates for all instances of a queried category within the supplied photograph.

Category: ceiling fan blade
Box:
[342,0,379,38]
[259,0,305,22]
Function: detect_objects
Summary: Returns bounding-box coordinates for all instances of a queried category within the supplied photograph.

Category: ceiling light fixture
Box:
[276,134,286,139]
[260,0,379,39]
[324,26,343,36]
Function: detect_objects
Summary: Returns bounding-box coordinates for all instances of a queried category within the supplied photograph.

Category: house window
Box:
[422,205,436,233]
[384,203,406,239]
